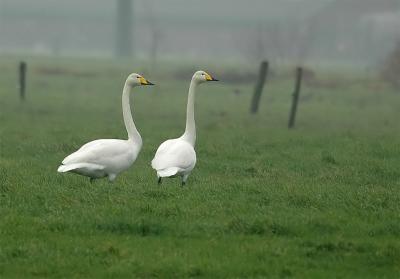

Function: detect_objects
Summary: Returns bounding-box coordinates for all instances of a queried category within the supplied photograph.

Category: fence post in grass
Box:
[19,61,27,101]
[250,60,269,114]
[288,67,303,129]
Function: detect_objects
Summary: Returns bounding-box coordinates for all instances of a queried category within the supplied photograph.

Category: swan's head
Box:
[126,73,154,87]
[192,70,218,84]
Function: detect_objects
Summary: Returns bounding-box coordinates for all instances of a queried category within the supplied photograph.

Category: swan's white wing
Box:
[75,139,108,152]
[62,139,136,168]
[151,139,196,175]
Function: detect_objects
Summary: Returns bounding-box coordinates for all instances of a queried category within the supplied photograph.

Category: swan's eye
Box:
[201,73,205,76]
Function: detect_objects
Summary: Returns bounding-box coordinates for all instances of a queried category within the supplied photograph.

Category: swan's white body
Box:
[58,74,153,182]
[151,138,197,181]
[58,139,141,181]
[151,71,217,185]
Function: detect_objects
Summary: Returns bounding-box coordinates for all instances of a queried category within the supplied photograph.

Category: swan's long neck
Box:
[122,82,142,146]
[182,78,197,146]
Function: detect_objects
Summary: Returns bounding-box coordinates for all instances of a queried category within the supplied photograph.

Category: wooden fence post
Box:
[250,60,269,114]
[19,61,27,101]
[288,67,303,129]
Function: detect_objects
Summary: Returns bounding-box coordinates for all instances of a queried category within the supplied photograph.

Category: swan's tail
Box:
[58,164,75,173]
[157,167,180,178]
[57,163,104,173]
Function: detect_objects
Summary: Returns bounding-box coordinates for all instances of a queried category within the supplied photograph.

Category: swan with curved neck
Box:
[151,70,218,186]
[58,73,154,182]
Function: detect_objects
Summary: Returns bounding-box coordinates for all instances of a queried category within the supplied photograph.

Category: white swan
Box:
[151,70,218,186]
[57,73,154,182]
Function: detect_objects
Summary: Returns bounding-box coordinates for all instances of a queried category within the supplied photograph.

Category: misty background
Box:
[0,0,399,69]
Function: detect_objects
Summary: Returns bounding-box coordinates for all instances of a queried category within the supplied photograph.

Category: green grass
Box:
[0,56,400,278]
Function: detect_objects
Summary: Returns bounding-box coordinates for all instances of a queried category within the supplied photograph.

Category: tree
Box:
[115,0,134,58]
[382,40,400,89]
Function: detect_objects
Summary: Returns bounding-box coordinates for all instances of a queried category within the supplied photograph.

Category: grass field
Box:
[0,56,400,278]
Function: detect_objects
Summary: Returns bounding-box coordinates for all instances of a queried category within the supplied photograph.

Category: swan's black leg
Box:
[181,174,189,187]
[90,177,95,183]
[158,177,162,185]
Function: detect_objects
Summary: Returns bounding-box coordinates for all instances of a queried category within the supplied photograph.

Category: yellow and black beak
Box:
[139,76,155,85]
[205,72,219,81]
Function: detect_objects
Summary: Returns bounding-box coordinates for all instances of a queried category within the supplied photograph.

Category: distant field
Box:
[0,56,399,278]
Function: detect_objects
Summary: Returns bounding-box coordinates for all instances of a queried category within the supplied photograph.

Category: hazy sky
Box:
[0,0,399,67]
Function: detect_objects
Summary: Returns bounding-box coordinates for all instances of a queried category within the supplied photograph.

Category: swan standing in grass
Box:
[151,71,218,186]
[57,73,154,182]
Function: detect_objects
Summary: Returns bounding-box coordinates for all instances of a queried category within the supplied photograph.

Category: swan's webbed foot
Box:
[181,181,186,187]
[90,177,95,183]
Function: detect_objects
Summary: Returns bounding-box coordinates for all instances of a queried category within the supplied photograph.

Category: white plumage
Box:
[151,70,218,185]
[58,73,154,182]
[151,138,196,179]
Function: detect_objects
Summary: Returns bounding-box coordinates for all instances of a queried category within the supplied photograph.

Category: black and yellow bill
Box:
[205,72,218,81]
[139,76,155,85]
